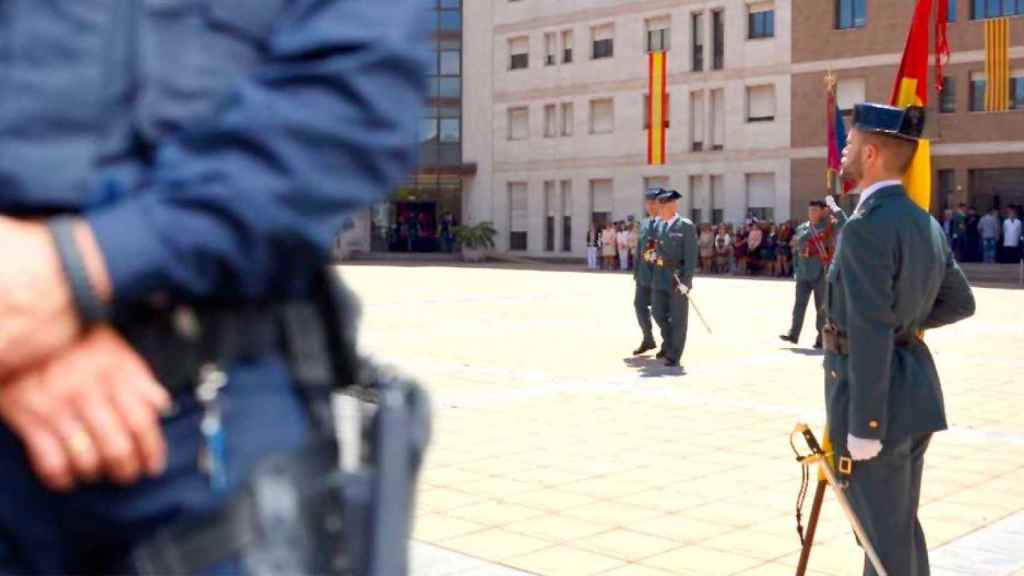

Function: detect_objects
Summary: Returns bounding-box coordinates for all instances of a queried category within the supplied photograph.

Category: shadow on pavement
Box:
[623,356,687,378]
[784,346,825,357]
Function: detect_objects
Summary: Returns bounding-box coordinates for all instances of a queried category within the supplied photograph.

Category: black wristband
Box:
[48,217,109,325]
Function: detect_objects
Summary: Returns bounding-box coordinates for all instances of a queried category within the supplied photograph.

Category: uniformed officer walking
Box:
[633,188,664,356]
[781,197,847,349]
[826,103,976,575]
[0,2,429,574]
[650,190,698,368]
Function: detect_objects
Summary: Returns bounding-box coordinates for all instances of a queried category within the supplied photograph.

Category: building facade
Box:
[790,0,1024,217]
[463,0,794,258]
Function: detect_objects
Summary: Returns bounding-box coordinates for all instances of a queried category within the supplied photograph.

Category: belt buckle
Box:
[838,456,853,475]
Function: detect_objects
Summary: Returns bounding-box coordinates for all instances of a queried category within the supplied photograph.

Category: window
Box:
[691,12,705,72]
[562,30,574,63]
[746,173,775,221]
[509,36,529,70]
[440,9,461,31]
[646,17,671,52]
[545,181,557,252]
[561,102,575,136]
[711,175,725,224]
[544,104,558,138]
[509,183,529,251]
[747,85,776,122]
[748,4,775,39]
[440,50,461,76]
[940,77,957,113]
[592,25,614,59]
[643,93,671,129]
[710,89,724,150]
[439,118,460,143]
[691,90,705,151]
[560,181,573,252]
[419,118,438,144]
[590,98,614,134]
[948,0,958,21]
[1012,73,1024,110]
[508,107,530,140]
[544,33,557,66]
[590,180,613,228]
[434,77,461,98]
[938,170,956,210]
[970,73,987,111]
[836,0,867,29]
[712,10,724,70]
[836,78,866,115]
[972,0,1024,18]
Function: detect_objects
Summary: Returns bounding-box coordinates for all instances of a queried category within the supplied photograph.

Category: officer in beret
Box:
[633,188,665,356]
[826,103,976,575]
[0,2,430,573]
[650,190,698,368]
[781,197,847,349]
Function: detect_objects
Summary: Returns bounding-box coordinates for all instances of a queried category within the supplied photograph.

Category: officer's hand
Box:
[0,327,171,492]
[0,218,111,377]
[677,284,690,296]
[825,195,841,213]
[847,434,883,462]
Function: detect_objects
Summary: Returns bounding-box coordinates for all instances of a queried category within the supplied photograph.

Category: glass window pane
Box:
[987,0,1000,17]
[440,50,461,75]
[439,38,462,50]
[839,0,852,28]
[440,10,461,31]
[973,0,985,17]
[440,0,459,7]
[439,119,460,143]
[948,0,957,21]
[427,54,439,76]
[419,118,438,143]
[438,77,461,98]
[438,105,461,118]
[854,0,867,26]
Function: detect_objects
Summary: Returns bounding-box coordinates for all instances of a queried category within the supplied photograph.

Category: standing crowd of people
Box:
[942,204,1023,264]
[587,220,643,271]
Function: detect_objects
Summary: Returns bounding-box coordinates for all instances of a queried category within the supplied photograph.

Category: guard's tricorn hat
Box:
[645,187,665,200]
[656,189,682,203]
[852,103,926,141]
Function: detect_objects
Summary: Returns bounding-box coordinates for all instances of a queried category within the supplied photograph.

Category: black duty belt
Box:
[822,324,922,356]
[113,303,282,397]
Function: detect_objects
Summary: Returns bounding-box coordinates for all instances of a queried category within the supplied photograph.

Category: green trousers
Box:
[634,282,655,345]
[652,288,689,362]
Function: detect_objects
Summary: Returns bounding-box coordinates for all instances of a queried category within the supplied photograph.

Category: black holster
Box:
[127,270,432,576]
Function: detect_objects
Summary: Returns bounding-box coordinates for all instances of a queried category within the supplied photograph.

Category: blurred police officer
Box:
[633,188,663,356]
[650,190,697,368]
[781,197,846,349]
[0,2,429,574]
[826,103,976,575]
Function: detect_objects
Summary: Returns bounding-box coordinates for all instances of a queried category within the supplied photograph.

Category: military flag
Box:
[647,50,668,165]
[825,73,852,195]
[889,0,950,212]
[985,18,1011,112]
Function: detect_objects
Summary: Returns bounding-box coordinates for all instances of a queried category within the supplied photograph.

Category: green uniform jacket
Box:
[793,209,848,283]
[652,216,698,291]
[634,218,657,287]
[825,185,975,451]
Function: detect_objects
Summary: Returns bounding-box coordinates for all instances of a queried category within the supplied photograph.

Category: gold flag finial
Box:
[824,70,838,94]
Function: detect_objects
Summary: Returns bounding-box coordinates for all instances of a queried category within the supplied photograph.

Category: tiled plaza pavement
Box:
[341,264,1024,576]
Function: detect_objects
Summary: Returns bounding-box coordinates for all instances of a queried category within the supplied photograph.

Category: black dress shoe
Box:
[633,342,657,356]
[656,349,667,359]
[779,334,798,344]
[813,336,823,350]
[664,358,681,367]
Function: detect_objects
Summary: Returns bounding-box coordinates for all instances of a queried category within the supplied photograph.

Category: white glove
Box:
[825,195,841,213]
[677,284,690,296]
[847,434,883,461]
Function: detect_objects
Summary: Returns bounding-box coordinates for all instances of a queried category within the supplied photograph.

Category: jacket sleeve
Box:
[923,240,977,330]
[84,0,431,303]
[833,207,849,230]
[681,223,698,289]
[840,218,898,440]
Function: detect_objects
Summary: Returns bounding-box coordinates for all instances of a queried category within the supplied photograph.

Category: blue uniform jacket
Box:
[0,0,430,304]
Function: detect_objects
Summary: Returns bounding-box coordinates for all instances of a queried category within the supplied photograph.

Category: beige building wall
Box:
[465,0,795,257]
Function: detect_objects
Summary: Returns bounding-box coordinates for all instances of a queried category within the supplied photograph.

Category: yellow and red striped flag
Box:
[985,18,1011,112]
[647,51,667,165]
[889,0,950,212]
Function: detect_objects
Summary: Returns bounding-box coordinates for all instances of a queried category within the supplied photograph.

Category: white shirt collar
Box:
[856,179,903,212]
[666,214,681,227]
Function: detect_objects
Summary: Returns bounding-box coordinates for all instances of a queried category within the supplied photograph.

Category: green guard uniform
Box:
[789,209,847,345]
[634,216,658,348]
[824,183,975,575]
[651,215,698,367]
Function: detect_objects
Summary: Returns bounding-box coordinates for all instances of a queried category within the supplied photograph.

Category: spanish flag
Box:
[889,0,950,212]
[648,51,667,165]
[985,18,1011,112]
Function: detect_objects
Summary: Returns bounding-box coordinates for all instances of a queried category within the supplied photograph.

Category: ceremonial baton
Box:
[674,273,712,335]
[790,424,888,576]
